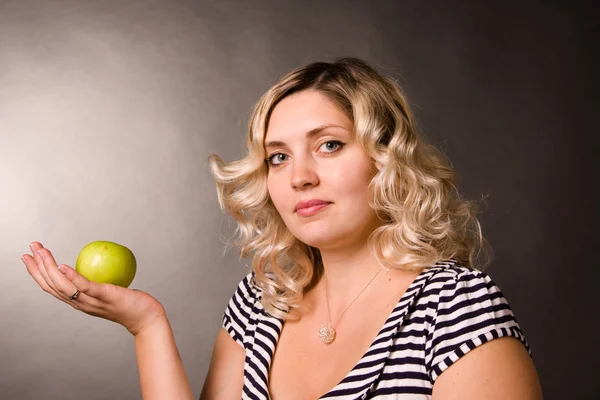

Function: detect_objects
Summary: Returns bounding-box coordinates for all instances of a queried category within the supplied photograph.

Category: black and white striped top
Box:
[222,261,532,399]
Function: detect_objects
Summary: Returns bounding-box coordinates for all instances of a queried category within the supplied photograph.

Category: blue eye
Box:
[266,153,288,167]
[266,141,344,168]
[319,140,344,153]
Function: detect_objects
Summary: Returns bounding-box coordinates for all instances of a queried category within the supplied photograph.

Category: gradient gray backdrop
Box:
[1,1,596,399]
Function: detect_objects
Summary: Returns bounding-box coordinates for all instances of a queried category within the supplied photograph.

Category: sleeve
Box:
[222,272,260,349]
[426,269,531,383]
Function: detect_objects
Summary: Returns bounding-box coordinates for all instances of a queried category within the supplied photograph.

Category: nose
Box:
[290,158,319,190]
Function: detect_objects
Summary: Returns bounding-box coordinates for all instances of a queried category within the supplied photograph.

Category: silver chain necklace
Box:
[317,267,384,344]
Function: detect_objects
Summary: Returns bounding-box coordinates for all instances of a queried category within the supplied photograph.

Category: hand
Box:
[22,241,167,336]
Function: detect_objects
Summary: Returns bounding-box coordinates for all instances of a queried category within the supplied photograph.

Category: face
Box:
[264,90,384,251]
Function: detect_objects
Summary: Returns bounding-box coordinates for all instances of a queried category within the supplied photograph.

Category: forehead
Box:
[265,90,352,142]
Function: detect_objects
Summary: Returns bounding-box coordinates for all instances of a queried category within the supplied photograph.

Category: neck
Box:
[317,239,385,313]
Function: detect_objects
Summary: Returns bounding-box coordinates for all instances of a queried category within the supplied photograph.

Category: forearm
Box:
[134,316,194,400]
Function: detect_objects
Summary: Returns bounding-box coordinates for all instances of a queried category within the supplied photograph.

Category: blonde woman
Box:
[22,58,543,399]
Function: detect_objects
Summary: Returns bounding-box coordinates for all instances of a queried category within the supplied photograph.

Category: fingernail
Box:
[57,265,65,273]
[37,249,44,258]
[21,256,26,264]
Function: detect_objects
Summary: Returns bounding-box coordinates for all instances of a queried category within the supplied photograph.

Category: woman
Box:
[22,58,543,399]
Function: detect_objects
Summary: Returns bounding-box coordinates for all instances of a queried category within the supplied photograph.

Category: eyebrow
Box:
[264,124,348,148]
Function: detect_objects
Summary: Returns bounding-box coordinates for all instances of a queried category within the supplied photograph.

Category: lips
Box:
[295,199,331,217]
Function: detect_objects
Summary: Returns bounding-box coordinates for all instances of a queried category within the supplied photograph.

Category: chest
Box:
[268,273,420,400]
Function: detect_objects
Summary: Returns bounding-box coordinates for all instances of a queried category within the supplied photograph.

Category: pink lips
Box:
[295,199,331,217]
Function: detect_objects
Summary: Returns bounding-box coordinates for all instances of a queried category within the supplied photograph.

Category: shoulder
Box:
[419,261,509,310]
[221,272,264,348]
[419,261,531,383]
[232,271,263,307]
[424,260,492,287]
[422,266,543,398]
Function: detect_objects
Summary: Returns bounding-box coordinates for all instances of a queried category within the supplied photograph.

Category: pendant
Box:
[318,326,336,344]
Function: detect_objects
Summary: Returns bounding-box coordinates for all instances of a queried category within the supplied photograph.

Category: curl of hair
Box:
[209,57,491,319]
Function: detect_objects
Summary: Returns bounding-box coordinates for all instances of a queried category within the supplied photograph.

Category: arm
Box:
[22,243,196,399]
[134,316,194,400]
[432,337,543,399]
[200,328,245,400]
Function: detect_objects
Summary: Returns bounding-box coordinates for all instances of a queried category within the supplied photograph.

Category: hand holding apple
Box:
[22,242,165,336]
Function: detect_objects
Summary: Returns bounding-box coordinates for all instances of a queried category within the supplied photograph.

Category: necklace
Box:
[317,267,384,344]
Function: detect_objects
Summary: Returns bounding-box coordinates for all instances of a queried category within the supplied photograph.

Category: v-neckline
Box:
[256,265,437,399]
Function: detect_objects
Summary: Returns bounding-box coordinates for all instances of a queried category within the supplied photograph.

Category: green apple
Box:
[75,241,136,288]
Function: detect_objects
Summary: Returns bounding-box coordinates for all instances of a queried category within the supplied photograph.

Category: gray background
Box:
[1,0,596,399]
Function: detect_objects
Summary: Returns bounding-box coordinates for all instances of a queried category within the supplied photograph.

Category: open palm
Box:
[22,242,166,336]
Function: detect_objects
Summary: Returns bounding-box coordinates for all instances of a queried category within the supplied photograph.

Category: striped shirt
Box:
[222,261,532,399]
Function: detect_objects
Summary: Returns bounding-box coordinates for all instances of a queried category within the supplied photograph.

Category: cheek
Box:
[330,160,373,197]
[329,161,377,218]
[267,175,287,213]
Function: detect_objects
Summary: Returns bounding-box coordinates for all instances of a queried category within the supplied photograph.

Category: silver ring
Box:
[69,290,80,301]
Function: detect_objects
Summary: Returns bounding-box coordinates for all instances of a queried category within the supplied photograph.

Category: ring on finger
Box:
[69,290,81,301]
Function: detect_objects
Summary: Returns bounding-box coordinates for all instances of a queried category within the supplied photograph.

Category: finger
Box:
[27,243,121,308]
[23,254,106,315]
[37,248,82,301]
[55,263,107,302]
[29,242,58,293]
[56,265,120,315]
[28,243,102,298]
[22,254,65,299]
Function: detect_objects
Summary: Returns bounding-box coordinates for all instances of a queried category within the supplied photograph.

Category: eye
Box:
[266,153,289,167]
[318,140,344,153]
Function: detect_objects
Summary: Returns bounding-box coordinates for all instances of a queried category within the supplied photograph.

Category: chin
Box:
[292,228,349,250]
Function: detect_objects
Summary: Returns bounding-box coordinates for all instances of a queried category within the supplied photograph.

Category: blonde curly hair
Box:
[209,57,491,319]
